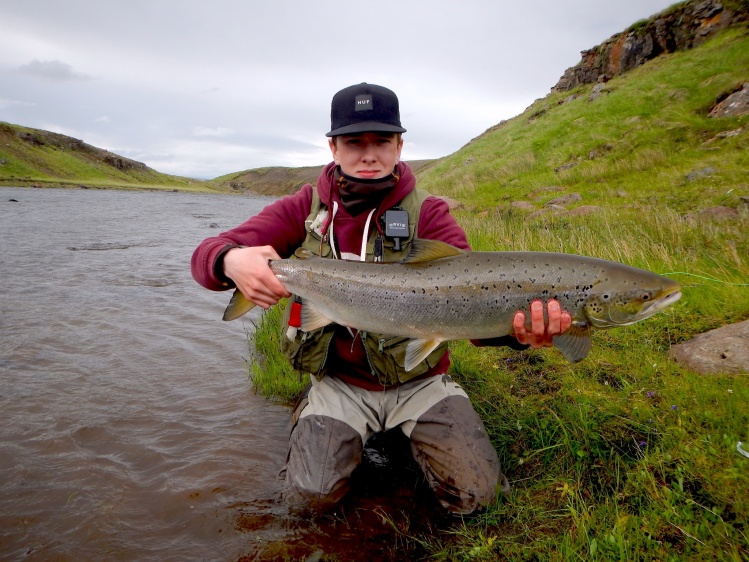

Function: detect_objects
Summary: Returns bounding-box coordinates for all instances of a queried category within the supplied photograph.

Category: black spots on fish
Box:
[588,303,603,314]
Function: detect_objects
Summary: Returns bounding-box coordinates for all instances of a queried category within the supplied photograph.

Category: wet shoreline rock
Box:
[670,320,749,375]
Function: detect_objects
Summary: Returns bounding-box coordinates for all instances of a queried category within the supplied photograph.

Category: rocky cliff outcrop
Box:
[552,0,749,92]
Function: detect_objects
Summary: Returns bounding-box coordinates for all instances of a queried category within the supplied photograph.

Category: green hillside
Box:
[416,26,748,215]
[246,20,749,562]
[0,122,207,191]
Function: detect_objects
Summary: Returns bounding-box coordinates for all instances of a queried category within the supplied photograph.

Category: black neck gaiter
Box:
[334,166,399,216]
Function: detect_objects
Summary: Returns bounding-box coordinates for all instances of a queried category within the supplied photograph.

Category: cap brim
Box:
[326,121,407,137]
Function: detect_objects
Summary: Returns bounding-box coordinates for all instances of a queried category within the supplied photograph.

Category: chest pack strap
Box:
[280,187,449,385]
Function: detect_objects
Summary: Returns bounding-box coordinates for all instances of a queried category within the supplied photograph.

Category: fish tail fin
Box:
[552,324,592,363]
[223,289,257,321]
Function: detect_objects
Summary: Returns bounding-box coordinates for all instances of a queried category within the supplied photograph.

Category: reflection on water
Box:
[0,187,446,561]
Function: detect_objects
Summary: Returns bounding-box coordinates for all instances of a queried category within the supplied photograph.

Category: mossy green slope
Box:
[417,26,749,214]
[0,122,206,191]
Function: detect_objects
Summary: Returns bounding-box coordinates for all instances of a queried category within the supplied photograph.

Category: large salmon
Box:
[223,239,681,370]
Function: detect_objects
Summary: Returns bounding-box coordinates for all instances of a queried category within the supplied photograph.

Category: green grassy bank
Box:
[245,25,749,561]
[0,122,216,193]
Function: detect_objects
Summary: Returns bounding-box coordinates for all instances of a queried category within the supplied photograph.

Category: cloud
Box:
[192,126,235,137]
[16,59,91,82]
[0,0,680,179]
[0,98,36,110]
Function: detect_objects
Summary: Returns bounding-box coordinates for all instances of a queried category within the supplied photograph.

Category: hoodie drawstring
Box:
[360,209,377,261]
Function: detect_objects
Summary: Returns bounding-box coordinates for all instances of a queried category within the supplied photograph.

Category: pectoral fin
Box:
[552,323,592,363]
[404,339,444,372]
[300,299,334,331]
[223,289,256,321]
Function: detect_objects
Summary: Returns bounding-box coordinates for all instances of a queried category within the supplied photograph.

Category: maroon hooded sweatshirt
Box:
[192,162,503,390]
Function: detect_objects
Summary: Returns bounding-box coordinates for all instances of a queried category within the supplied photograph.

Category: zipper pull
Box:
[374,234,383,262]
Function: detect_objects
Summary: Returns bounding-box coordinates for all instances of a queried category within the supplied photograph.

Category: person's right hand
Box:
[222,246,291,309]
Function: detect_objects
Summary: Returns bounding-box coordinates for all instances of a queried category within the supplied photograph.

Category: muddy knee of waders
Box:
[281,414,363,513]
[409,395,510,514]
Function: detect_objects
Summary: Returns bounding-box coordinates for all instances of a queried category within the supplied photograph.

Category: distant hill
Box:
[0,122,204,191]
[211,159,436,196]
[0,118,435,194]
[2,0,746,202]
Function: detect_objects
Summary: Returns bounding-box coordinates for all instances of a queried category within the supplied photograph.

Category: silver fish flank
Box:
[224,239,682,370]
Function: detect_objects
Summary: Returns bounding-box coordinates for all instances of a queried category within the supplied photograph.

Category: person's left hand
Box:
[512,299,572,348]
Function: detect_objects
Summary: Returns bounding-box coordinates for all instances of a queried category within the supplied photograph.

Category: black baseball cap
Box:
[326,83,407,137]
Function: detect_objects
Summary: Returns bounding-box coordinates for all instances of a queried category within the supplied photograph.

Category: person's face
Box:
[329,132,403,179]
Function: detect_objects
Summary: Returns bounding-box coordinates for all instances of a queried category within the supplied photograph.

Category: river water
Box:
[0,187,439,562]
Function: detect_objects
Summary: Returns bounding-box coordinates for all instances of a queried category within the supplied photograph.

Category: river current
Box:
[0,186,301,560]
[0,186,442,562]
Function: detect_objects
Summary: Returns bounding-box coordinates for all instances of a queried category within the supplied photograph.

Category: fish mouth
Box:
[648,290,682,314]
[620,289,682,326]
[594,288,682,328]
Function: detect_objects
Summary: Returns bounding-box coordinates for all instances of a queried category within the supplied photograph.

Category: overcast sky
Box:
[0,0,677,179]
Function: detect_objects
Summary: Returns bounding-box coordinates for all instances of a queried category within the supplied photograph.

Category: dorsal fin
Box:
[403,238,465,264]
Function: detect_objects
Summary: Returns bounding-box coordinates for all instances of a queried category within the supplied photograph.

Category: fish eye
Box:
[640,292,652,301]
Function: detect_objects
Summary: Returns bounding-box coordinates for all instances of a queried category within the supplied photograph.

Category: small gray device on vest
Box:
[383,209,409,251]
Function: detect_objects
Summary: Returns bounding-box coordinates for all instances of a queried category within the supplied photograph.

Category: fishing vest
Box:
[279,188,449,386]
